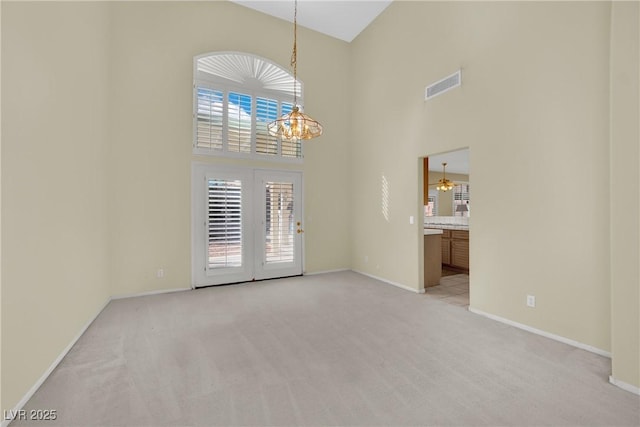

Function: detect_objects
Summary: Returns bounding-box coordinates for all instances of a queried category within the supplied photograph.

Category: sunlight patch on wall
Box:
[382,175,390,222]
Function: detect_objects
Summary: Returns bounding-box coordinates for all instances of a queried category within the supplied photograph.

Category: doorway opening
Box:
[421,148,470,308]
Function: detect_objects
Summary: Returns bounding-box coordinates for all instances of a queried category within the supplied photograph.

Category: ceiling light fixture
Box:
[435,162,455,192]
[267,0,323,142]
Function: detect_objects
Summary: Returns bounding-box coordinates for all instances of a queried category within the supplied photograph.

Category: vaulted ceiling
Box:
[229,1,393,42]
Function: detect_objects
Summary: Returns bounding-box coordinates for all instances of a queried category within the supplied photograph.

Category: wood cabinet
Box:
[441,229,469,271]
[424,234,442,287]
[441,230,451,264]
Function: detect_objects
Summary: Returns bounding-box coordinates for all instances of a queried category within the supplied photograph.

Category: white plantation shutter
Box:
[207,179,243,269]
[453,184,470,216]
[264,181,295,264]
[454,184,470,202]
[196,87,224,150]
[227,92,252,153]
[427,190,438,216]
[194,53,307,161]
[256,97,279,155]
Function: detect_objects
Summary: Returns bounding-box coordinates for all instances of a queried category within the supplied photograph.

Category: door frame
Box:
[191,162,305,288]
[253,169,303,281]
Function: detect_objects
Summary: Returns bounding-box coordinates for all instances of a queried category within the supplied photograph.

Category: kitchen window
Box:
[425,189,438,216]
[453,183,470,217]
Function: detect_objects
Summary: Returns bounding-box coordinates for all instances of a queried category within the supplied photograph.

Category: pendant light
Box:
[436,162,455,192]
[267,0,323,141]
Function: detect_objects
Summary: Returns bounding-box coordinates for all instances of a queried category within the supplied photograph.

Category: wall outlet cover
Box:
[526,295,536,307]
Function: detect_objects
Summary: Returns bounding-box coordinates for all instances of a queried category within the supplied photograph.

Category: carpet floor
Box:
[12,271,640,426]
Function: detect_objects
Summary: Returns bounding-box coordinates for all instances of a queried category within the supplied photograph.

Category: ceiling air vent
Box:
[425,70,461,100]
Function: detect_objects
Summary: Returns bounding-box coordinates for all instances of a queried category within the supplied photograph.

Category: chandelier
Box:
[267,0,323,141]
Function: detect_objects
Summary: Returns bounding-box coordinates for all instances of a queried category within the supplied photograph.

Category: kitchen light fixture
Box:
[435,162,455,192]
[267,0,323,141]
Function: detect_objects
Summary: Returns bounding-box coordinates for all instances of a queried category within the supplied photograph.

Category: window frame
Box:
[193,52,304,163]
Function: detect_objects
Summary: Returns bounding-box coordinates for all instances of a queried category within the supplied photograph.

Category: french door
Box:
[192,164,303,287]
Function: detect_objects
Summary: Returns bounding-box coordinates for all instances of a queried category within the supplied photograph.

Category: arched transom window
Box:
[194,52,303,160]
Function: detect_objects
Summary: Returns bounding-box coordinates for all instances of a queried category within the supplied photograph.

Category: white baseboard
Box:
[110,287,191,300]
[468,306,611,358]
[304,268,350,276]
[609,375,640,395]
[353,269,425,294]
[1,297,111,427]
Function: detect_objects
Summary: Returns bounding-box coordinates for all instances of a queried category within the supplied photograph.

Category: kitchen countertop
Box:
[424,228,444,235]
[424,224,469,231]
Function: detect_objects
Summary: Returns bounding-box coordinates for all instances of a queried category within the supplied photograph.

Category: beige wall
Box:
[351,2,613,352]
[610,1,639,389]
[107,1,350,296]
[1,2,112,411]
[426,171,469,216]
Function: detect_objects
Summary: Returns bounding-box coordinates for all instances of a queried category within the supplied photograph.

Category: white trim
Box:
[468,306,611,358]
[193,51,306,162]
[1,298,111,427]
[304,268,350,276]
[191,163,304,288]
[353,269,425,294]
[110,287,191,300]
[609,376,640,395]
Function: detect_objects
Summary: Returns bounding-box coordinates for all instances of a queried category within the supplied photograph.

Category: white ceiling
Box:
[428,149,469,175]
[229,0,393,43]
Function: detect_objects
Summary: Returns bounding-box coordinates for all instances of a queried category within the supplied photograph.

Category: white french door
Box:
[253,170,303,280]
[192,164,303,287]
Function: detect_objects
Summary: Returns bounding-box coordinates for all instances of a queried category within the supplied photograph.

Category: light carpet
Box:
[12,271,640,426]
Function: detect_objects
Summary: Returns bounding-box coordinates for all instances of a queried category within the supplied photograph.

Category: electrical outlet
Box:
[157,268,164,278]
[409,216,415,225]
[364,256,368,263]
[526,294,536,307]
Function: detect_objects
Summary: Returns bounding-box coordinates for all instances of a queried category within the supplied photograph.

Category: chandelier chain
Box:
[291,0,298,105]
[266,0,322,141]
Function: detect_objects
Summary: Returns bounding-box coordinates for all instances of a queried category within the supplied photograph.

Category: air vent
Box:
[425,70,461,100]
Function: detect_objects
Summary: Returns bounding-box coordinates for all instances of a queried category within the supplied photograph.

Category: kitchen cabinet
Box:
[424,230,442,287]
[441,230,451,264]
[442,229,469,271]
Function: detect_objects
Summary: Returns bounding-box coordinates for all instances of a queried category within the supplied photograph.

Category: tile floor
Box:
[425,272,469,307]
